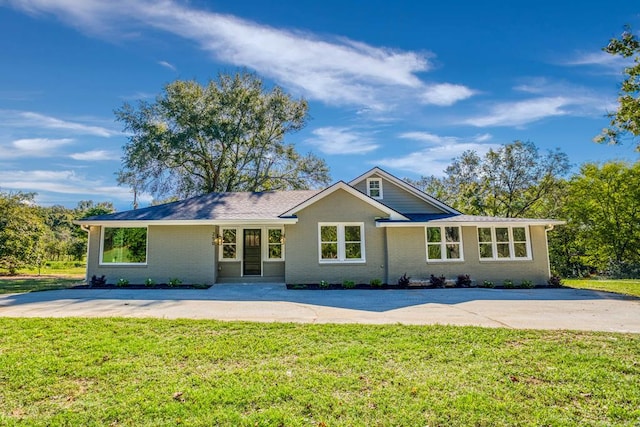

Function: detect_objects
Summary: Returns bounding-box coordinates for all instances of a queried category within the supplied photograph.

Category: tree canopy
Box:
[0,192,45,274]
[409,141,571,218]
[115,72,331,201]
[595,26,640,151]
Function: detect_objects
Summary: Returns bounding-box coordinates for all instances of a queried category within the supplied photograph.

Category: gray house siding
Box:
[87,224,217,285]
[352,174,445,214]
[387,225,551,285]
[285,188,388,284]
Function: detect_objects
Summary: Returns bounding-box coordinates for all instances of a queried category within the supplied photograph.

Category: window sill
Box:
[426,259,465,263]
[479,258,532,262]
[319,260,366,264]
[98,263,148,267]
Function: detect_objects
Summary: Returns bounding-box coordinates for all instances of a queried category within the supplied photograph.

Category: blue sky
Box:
[1,0,639,211]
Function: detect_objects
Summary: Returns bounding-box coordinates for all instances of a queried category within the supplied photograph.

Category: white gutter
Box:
[73,218,300,227]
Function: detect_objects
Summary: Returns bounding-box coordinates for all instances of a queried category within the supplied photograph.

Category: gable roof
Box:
[280,181,408,220]
[349,167,460,215]
[76,190,320,225]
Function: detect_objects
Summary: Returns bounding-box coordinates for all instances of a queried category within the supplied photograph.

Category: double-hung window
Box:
[367,178,383,199]
[221,228,238,260]
[100,227,148,264]
[478,226,531,260]
[267,228,284,260]
[426,226,463,261]
[319,223,365,262]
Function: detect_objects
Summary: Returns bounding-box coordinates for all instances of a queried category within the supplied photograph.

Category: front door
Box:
[243,229,262,276]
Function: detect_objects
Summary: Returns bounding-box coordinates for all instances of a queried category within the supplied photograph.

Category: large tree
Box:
[595,26,640,151]
[0,192,46,274]
[115,72,331,200]
[565,161,640,276]
[409,141,571,218]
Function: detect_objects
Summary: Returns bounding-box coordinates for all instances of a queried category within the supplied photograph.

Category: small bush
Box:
[398,273,411,287]
[520,280,534,289]
[503,279,514,289]
[319,280,330,289]
[144,278,155,287]
[168,278,182,287]
[370,278,383,287]
[116,278,129,287]
[429,274,447,287]
[90,275,106,287]
[291,284,307,289]
[547,275,563,287]
[342,280,356,289]
[456,274,472,287]
[481,280,494,288]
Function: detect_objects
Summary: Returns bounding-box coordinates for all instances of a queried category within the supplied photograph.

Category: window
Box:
[101,227,147,264]
[221,228,238,260]
[426,226,463,261]
[319,223,365,262]
[478,226,531,260]
[267,228,284,260]
[367,178,383,199]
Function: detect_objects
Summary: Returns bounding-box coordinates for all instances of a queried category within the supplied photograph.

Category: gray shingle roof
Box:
[79,190,320,222]
[382,213,564,225]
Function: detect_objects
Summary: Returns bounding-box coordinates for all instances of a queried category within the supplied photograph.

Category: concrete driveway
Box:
[1,284,639,332]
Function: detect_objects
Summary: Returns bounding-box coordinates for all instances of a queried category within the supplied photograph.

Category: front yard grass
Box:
[563,278,640,298]
[0,318,638,426]
[0,277,84,295]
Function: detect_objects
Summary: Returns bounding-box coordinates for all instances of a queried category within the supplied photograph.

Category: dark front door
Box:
[243,229,262,276]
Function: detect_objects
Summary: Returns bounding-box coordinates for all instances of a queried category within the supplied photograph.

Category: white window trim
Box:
[478,226,532,261]
[425,226,464,262]
[366,178,383,200]
[219,227,240,262]
[318,222,366,263]
[99,225,148,266]
[265,227,285,262]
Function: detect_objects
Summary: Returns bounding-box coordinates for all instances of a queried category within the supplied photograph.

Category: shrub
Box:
[168,278,182,287]
[291,284,307,289]
[319,280,330,289]
[90,275,106,287]
[481,280,494,288]
[370,278,383,287]
[547,275,563,287]
[456,274,472,287]
[429,274,447,287]
[144,278,155,287]
[398,273,411,287]
[520,280,534,289]
[342,280,356,289]
[503,279,514,289]
[116,278,129,287]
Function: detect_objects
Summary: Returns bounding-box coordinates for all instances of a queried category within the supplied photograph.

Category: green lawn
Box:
[564,278,640,298]
[0,319,638,426]
[0,277,84,295]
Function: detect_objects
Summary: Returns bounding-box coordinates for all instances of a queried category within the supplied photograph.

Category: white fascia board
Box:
[349,167,460,215]
[281,181,407,220]
[73,218,299,227]
[376,219,566,228]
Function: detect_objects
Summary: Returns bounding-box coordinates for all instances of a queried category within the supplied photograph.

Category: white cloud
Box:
[376,131,499,176]
[2,138,74,158]
[158,60,176,71]
[0,110,118,137]
[4,0,476,109]
[463,97,570,127]
[0,169,144,203]
[70,150,121,161]
[562,51,631,69]
[421,83,475,106]
[377,142,499,177]
[306,127,379,155]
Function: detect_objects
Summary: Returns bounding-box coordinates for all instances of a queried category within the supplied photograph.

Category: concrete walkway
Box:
[1,284,639,332]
